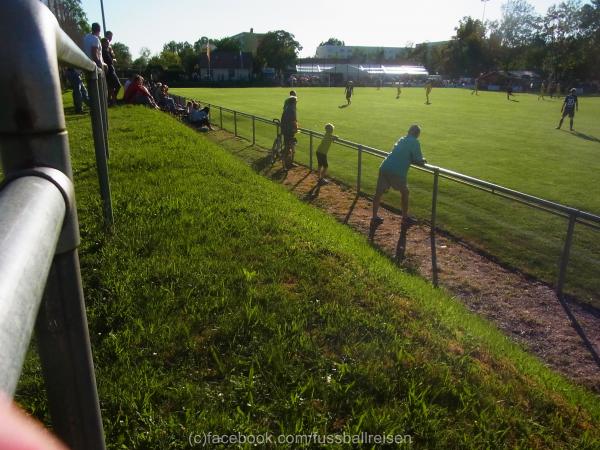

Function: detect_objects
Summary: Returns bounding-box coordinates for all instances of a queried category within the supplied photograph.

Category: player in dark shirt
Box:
[556,88,579,131]
[345,81,354,105]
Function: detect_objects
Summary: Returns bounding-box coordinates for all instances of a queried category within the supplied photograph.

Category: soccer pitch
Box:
[172,86,600,305]
[172,86,600,213]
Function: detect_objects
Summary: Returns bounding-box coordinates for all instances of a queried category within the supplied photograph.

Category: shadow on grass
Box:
[338,104,350,109]
[571,131,600,144]
[343,194,359,224]
[251,155,273,173]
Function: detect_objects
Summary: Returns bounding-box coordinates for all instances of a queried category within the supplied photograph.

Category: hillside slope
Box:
[16,103,600,449]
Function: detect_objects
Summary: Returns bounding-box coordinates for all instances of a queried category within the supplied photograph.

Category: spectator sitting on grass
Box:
[189,104,213,130]
[123,75,159,109]
[316,123,337,184]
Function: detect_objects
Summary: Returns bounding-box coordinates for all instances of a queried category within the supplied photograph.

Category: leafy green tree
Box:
[213,37,242,52]
[444,17,491,76]
[319,37,345,46]
[579,0,600,78]
[255,30,302,76]
[46,0,89,43]
[542,0,585,79]
[111,42,132,67]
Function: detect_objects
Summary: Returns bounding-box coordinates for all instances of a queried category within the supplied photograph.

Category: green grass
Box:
[171,87,600,307]
[13,97,600,448]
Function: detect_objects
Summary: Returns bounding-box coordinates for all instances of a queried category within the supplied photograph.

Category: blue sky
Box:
[80,0,575,59]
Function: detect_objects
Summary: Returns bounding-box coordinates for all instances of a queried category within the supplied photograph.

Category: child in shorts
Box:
[316,123,336,184]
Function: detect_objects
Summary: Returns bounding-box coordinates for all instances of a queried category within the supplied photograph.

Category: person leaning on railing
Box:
[371,124,427,227]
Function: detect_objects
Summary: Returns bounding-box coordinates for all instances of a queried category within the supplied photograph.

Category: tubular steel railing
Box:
[178,97,600,364]
[0,1,111,449]
[190,99,600,293]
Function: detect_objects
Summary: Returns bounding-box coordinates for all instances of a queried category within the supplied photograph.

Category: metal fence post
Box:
[252,115,256,145]
[431,169,440,287]
[219,106,223,129]
[234,111,238,137]
[88,69,114,228]
[99,72,109,159]
[357,145,363,194]
[556,213,576,300]
[0,3,107,446]
[309,132,313,171]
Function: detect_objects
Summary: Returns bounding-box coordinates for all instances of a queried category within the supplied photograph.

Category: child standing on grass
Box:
[316,123,336,184]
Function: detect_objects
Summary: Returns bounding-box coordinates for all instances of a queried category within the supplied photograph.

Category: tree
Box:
[444,17,491,76]
[542,0,585,79]
[498,0,541,47]
[213,37,242,52]
[111,42,132,67]
[319,37,345,46]
[132,47,151,72]
[46,0,89,44]
[579,0,600,78]
[255,30,302,76]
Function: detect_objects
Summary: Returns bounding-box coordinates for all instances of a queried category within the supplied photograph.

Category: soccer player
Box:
[425,80,432,104]
[538,81,546,100]
[371,125,427,227]
[556,88,579,131]
[396,80,402,99]
[344,81,354,105]
[471,75,480,95]
[506,84,515,100]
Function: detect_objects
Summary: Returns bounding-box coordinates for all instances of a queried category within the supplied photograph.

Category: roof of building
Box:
[199,51,253,70]
[295,64,428,76]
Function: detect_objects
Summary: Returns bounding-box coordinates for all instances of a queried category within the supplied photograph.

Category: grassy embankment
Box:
[13,99,600,449]
[172,87,600,307]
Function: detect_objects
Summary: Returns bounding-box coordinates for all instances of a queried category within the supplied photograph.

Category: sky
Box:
[80,0,572,59]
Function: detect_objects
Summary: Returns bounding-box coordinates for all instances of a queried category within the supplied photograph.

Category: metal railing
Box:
[217,102,598,286]
[177,97,600,361]
[0,1,112,449]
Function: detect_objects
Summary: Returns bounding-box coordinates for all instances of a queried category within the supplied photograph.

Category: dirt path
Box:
[207,130,600,393]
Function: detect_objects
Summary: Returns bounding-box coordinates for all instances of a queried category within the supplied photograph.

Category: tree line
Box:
[46,0,599,83]
[411,0,600,82]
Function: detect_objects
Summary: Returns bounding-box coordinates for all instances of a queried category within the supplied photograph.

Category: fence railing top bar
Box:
[197,99,599,223]
[426,164,600,223]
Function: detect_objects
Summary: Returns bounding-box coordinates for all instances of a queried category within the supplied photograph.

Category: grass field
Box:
[171,87,600,306]
[13,99,600,449]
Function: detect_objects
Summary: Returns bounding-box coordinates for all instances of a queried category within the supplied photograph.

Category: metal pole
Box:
[0,175,66,395]
[252,115,256,145]
[357,145,363,194]
[431,169,440,287]
[234,110,238,137]
[100,0,106,34]
[309,132,313,171]
[220,106,223,129]
[0,3,106,448]
[99,71,110,159]
[556,213,576,299]
[88,69,114,228]
[36,249,107,450]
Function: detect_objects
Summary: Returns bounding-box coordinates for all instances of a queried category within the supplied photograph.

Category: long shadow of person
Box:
[338,104,349,109]
[571,131,600,144]
[304,182,321,200]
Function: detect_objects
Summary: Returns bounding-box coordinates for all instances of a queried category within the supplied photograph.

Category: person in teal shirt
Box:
[371,125,426,226]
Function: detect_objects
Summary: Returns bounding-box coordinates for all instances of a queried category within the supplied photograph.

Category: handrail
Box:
[196,99,600,226]
[0,174,67,394]
[1,1,107,449]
